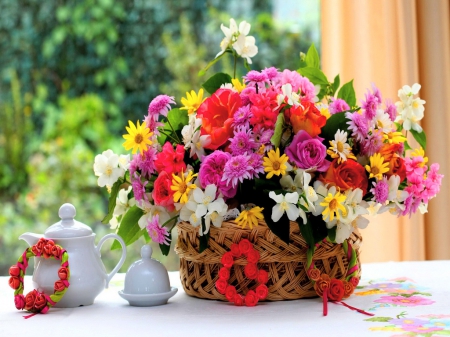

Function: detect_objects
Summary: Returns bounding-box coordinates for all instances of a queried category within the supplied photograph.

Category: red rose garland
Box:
[215,239,269,307]
[9,238,70,317]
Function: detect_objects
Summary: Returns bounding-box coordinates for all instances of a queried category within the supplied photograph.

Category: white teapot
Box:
[19,203,126,308]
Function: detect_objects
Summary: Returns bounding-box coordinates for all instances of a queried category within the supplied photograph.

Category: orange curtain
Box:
[321,0,450,263]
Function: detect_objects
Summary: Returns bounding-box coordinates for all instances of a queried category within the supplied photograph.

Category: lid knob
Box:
[59,203,76,220]
[141,245,152,259]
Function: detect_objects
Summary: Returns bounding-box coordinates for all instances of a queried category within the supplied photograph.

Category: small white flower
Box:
[269,191,299,222]
[137,200,171,229]
[182,117,211,160]
[113,186,134,217]
[93,149,124,188]
[327,130,355,163]
[277,83,301,107]
[232,34,258,64]
[395,83,425,132]
[118,154,130,171]
[204,198,228,233]
[373,110,394,133]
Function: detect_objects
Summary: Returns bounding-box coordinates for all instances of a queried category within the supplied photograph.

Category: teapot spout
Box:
[19,232,43,247]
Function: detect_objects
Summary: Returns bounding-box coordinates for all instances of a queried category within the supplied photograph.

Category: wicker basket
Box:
[175,219,362,301]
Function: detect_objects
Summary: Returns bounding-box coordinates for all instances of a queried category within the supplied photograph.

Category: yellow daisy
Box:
[171,170,197,204]
[122,120,153,154]
[365,153,390,180]
[231,78,246,93]
[383,131,407,144]
[180,89,206,115]
[411,147,428,167]
[320,190,347,222]
[234,206,264,229]
[263,148,289,179]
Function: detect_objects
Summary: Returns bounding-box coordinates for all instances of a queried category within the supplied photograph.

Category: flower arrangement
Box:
[94,18,443,297]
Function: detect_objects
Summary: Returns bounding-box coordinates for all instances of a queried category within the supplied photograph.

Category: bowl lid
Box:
[45,203,93,238]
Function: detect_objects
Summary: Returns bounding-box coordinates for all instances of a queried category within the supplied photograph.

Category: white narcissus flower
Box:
[204,197,228,233]
[232,34,258,64]
[300,171,318,212]
[277,83,300,107]
[216,18,251,58]
[93,149,124,188]
[182,117,211,160]
[269,191,300,222]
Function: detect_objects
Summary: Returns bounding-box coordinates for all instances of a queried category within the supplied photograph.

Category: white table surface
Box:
[1,261,449,337]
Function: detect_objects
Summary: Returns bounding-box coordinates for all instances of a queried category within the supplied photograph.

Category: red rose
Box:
[52,245,62,259]
[225,285,237,302]
[244,290,259,307]
[230,243,242,258]
[284,99,326,137]
[314,274,331,297]
[14,294,25,310]
[238,239,252,255]
[234,294,244,306]
[58,267,69,280]
[307,268,321,281]
[155,142,186,175]
[221,252,234,268]
[54,280,67,292]
[43,240,55,258]
[152,171,175,212]
[215,278,228,295]
[9,265,20,277]
[387,157,406,182]
[328,278,345,301]
[255,284,269,300]
[197,89,242,150]
[257,269,269,284]
[319,159,369,195]
[24,290,37,311]
[218,267,230,281]
[32,238,46,256]
[244,263,258,280]
[34,293,47,311]
[343,281,354,298]
[246,249,260,264]
[8,276,20,289]
[350,277,359,287]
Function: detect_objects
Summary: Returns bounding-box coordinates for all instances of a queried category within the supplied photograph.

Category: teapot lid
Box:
[45,203,93,238]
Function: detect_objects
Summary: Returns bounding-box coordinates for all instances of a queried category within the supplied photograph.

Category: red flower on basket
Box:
[215,239,268,307]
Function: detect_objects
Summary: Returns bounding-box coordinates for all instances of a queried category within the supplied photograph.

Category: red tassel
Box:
[334,301,374,316]
[323,287,328,316]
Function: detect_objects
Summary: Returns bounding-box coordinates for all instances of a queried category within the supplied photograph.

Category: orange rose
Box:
[54,280,67,292]
[197,89,242,150]
[328,278,345,301]
[308,268,321,281]
[386,156,406,182]
[24,290,37,311]
[43,240,55,258]
[343,281,354,298]
[34,293,47,311]
[9,265,20,277]
[284,99,326,137]
[51,245,62,259]
[58,267,69,280]
[8,276,20,289]
[314,274,331,297]
[319,159,369,195]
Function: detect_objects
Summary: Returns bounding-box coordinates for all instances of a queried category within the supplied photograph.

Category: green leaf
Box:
[327,226,337,242]
[306,246,314,269]
[202,72,232,95]
[101,177,124,224]
[364,317,393,322]
[331,74,340,96]
[337,80,356,107]
[260,193,290,244]
[270,113,285,147]
[404,141,412,151]
[298,67,329,85]
[167,108,189,132]
[111,206,144,250]
[159,231,172,256]
[298,219,315,249]
[319,111,349,143]
[198,219,210,253]
[410,129,427,150]
[305,43,320,69]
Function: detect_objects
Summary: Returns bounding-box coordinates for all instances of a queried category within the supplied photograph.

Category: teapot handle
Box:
[96,234,127,288]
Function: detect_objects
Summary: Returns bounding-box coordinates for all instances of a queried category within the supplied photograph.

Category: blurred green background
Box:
[0,0,320,275]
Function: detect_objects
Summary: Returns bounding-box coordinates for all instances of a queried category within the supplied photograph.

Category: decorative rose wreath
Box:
[215,239,269,307]
[9,238,70,316]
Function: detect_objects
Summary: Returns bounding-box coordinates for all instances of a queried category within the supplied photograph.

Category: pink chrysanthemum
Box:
[222,154,253,188]
[146,214,171,245]
[244,70,268,87]
[405,156,427,177]
[298,76,317,103]
[360,130,383,156]
[131,174,148,205]
[370,178,389,203]
[384,99,397,121]
[262,67,279,81]
[275,69,303,92]
[329,98,350,115]
[247,152,264,177]
[148,95,176,118]
[240,86,256,106]
[137,147,157,179]
[229,126,257,156]
[199,151,237,199]
[252,126,274,147]
[233,105,252,128]
[361,88,381,121]
[144,115,164,134]
[346,111,369,142]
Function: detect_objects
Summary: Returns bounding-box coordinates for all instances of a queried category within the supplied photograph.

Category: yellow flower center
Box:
[178,182,187,194]
[371,167,380,175]
[280,201,289,210]
[273,162,280,170]
[337,141,344,153]
[135,134,143,144]
[203,196,212,205]
[105,166,113,176]
[329,199,337,211]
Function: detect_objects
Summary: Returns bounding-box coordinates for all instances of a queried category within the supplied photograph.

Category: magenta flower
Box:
[247,152,264,178]
[375,295,435,307]
[148,95,176,118]
[244,70,268,87]
[346,111,369,142]
[240,86,256,106]
[232,105,252,128]
[361,84,382,120]
[360,130,383,156]
[132,147,157,179]
[370,178,389,203]
[222,154,253,188]
[144,114,164,134]
[131,174,148,205]
[146,214,171,245]
[229,126,257,155]
[199,151,237,199]
[261,67,278,81]
[285,130,330,172]
[384,99,397,121]
[329,98,350,115]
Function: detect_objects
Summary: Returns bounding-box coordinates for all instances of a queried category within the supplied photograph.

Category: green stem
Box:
[165,118,182,143]
[162,214,179,228]
[234,53,237,79]
[158,129,180,144]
